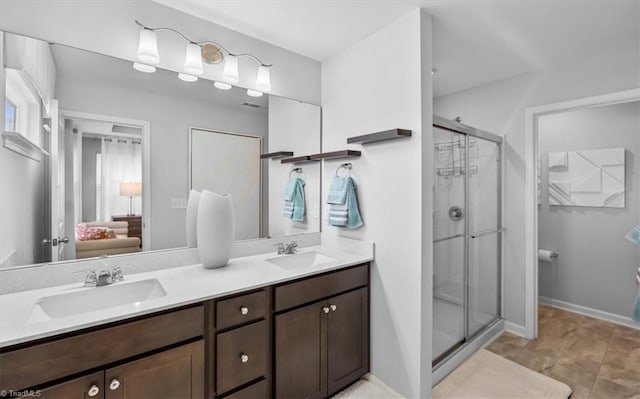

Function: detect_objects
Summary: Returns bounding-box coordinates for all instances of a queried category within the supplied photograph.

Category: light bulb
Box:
[136,28,159,65]
[247,89,263,97]
[178,73,198,82]
[223,55,239,84]
[133,62,156,73]
[256,65,271,92]
[184,43,204,75]
[214,81,232,90]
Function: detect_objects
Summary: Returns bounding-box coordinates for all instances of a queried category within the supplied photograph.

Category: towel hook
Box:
[289,167,303,178]
[335,163,352,177]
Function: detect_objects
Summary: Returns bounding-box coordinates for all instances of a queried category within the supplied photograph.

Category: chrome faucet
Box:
[275,241,298,255]
[82,267,124,287]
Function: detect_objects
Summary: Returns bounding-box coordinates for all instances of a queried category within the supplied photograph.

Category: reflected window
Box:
[4,98,17,131]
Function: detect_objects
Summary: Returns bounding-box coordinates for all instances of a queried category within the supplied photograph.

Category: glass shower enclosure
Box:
[432,115,503,366]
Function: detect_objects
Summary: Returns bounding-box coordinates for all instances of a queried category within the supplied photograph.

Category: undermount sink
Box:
[27,279,167,324]
[266,251,337,269]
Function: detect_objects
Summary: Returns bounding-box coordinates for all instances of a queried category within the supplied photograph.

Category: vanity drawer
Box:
[216,290,266,330]
[0,305,204,391]
[226,379,268,399]
[216,320,267,395]
[274,264,369,312]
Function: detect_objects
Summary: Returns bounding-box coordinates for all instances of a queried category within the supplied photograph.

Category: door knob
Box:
[240,353,249,363]
[240,306,249,315]
[330,304,337,312]
[322,306,330,314]
[87,385,100,397]
[58,236,70,244]
[109,378,121,390]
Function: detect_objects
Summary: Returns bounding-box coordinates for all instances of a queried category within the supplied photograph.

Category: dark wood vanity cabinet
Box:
[0,263,369,399]
[274,265,370,399]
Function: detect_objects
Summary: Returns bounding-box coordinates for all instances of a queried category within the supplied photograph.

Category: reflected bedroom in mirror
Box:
[0,31,321,269]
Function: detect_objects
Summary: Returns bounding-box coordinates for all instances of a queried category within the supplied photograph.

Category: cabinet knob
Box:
[330,304,337,312]
[109,378,121,390]
[240,306,249,315]
[322,306,330,314]
[240,353,249,363]
[87,385,100,397]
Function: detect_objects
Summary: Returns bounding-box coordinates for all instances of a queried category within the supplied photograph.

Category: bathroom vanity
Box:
[0,248,371,399]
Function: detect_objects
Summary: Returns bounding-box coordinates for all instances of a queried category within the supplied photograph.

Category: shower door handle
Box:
[470,228,505,239]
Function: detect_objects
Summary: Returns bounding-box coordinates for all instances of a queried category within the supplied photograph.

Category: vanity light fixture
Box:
[222,55,239,84]
[134,20,272,92]
[246,89,263,97]
[133,62,156,73]
[214,81,232,90]
[178,73,198,82]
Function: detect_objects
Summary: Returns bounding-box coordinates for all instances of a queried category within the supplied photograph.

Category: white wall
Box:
[0,0,320,105]
[434,40,640,327]
[538,101,640,317]
[55,75,268,250]
[268,96,321,238]
[321,9,433,398]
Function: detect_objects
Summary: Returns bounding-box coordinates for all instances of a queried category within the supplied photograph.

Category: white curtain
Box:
[100,139,142,220]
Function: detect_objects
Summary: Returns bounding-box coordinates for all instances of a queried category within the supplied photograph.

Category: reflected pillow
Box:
[76,226,113,241]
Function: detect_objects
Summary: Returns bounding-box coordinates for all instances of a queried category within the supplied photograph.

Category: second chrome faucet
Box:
[276,241,298,255]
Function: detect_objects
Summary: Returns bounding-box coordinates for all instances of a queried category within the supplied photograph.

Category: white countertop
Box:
[0,245,373,348]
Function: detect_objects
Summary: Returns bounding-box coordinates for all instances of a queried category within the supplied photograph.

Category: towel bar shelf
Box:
[347,129,412,144]
[261,151,294,159]
[281,155,318,164]
[309,150,361,161]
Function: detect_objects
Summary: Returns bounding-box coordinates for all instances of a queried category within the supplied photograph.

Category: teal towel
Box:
[283,178,298,201]
[328,177,363,229]
[626,225,640,245]
[292,178,306,222]
[283,178,305,222]
[327,176,348,205]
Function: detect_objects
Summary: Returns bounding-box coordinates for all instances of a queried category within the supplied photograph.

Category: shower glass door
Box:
[433,128,467,362]
[432,117,502,366]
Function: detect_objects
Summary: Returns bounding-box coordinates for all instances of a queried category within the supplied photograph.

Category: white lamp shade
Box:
[246,89,263,97]
[178,73,198,82]
[120,182,142,197]
[136,28,159,65]
[214,81,232,90]
[256,65,271,92]
[133,62,156,73]
[223,55,239,84]
[186,189,201,247]
[184,43,204,75]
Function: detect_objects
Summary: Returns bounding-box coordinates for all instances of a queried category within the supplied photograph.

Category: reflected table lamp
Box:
[120,182,142,216]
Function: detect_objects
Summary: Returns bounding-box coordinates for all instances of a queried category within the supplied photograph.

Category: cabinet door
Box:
[327,287,369,395]
[38,372,104,399]
[105,340,204,399]
[275,300,327,399]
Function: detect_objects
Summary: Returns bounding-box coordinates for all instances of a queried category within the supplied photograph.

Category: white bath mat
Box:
[433,349,572,399]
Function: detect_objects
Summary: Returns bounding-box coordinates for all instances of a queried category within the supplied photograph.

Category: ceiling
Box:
[155,0,639,96]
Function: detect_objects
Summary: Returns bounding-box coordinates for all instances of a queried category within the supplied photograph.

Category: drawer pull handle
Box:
[240,306,249,315]
[322,306,330,314]
[109,378,121,390]
[88,385,100,397]
[330,304,337,312]
[240,353,249,363]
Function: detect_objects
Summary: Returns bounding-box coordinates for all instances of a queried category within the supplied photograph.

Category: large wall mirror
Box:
[0,31,321,269]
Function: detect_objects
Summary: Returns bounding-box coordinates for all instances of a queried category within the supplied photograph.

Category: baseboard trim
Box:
[539,296,639,330]
[504,321,527,337]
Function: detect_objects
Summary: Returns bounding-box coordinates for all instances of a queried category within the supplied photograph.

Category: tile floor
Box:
[487,305,640,399]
